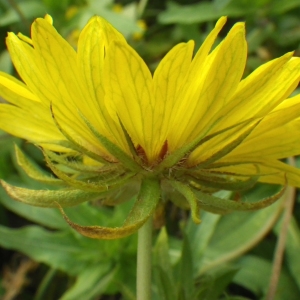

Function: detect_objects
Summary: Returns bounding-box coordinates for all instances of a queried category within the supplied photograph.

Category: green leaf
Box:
[0,1,46,26]
[60,265,117,300]
[186,211,221,266]
[153,228,177,300]
[77,0,141,39]
[213,0,233,10]
[189,184,284,276]
[233,255,300,300]
[153,266,177,300]
[0,225,91,275]
[177,235,195,299]
[158,1,247,25]
[269,0,300,14]
[196,265,239,300]
[0,185,67,229]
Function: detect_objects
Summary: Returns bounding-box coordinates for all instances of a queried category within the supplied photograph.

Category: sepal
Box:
[187,172,258,191]
[0,180,104,207]
[57,177,161,239]
[44,151,136,192]
[49,104,112,164]
[14,145,64,186]
[155,118,259,173]
[194,119,261,168]
[44,149,116,174]
[168,179,201,224]
[194,183,286,213]
[79,111,143,172]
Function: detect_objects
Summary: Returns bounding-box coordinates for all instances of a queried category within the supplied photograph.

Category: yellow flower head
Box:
[1,15,300,239]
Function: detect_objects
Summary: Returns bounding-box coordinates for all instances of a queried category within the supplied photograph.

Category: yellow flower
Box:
[1,15,300,239]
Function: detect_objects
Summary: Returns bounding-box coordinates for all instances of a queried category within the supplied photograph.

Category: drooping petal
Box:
[0,72,67,151]
[0,104,65,151]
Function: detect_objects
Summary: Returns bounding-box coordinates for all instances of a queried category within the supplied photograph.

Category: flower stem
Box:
[137,217,153,300]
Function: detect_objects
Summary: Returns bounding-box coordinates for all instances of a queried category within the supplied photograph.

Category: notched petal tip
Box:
[44,14,53,25]
[32,15,56,33]
[6,32,17,44]
[17,32,33,45]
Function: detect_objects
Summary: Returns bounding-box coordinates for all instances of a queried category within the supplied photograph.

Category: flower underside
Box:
[0,15,300,239]
[1,117,286,239]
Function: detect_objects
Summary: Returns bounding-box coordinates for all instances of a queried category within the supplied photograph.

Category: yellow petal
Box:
[6,32,53,106]
[0,72,65,148]
[217,53,300,128]
[225,94,300,159]
[0,105,66,151]
[30,17,118,158]
[211,158,300,187]
[153,41,194,152]
[103,41,156,162]
[0,72,39,103]
[237,120,300,159]
[190,55,300,165]
[165,16,226,151]
[169,20,247,151]
[77,16,129,155]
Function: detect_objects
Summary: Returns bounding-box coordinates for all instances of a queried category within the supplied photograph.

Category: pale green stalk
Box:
[137,217,153,300]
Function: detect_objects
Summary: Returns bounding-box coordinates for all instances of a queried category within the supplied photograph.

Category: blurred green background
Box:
[1,0,300,299]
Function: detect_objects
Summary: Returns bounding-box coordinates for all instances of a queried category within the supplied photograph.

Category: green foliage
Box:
[1,0,300,299]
